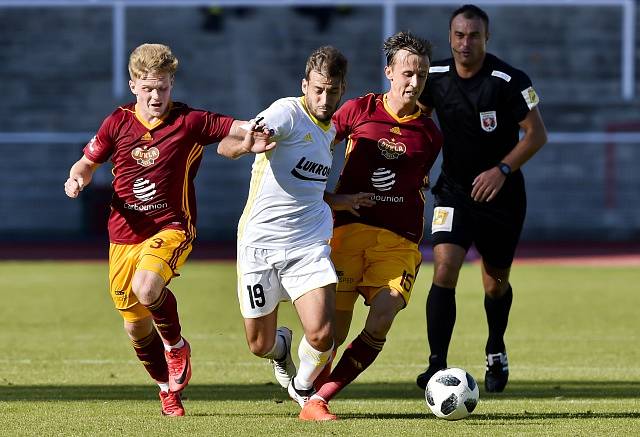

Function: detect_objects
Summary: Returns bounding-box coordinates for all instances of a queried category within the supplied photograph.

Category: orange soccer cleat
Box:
[299,399,337,421]
[159,390,185,416]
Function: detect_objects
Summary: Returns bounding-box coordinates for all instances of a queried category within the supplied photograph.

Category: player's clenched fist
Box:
[64,176,84,198]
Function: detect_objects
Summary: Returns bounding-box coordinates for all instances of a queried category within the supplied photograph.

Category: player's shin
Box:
[315,330,384,402]
[294,335,334,390]
[484,285,512,354]
[145,287,182,345]
[131,329,169,383]
[426,284,456,367]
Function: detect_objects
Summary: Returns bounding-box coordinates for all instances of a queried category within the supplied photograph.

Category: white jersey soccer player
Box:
[238,96,335,250]
[218,47,374,420]
[237,96,338,318]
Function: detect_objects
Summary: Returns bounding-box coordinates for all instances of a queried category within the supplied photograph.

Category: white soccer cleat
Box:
[270,327,296,389]
[287,379,316,408]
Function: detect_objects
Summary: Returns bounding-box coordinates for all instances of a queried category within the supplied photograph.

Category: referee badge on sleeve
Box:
[432,207,454,233]
[480,111,497,132]
[521,86,540,110]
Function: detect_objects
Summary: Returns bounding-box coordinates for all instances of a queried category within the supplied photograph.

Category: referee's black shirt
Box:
[419,53,540,192]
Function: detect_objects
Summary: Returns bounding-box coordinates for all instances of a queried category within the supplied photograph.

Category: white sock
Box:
[164,337,184,352]
[158,382,170,393]
[260,332,287,361]
[294,336,333,391]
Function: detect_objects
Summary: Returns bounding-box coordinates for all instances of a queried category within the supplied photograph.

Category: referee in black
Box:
[416,4,547,393]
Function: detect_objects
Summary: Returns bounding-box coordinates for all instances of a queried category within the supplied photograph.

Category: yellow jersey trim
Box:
[299,96,332,132]
[237,151,271,240]
[127,102,174,130]
[382,94,421,123]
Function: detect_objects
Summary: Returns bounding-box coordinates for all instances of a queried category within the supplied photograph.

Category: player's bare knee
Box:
[132,273,163,305]
[123,317,153,340]
[485,283,509,299]
[304,326,334,351]
[433,264,459,288]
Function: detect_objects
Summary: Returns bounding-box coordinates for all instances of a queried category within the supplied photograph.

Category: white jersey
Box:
[238,97,336,248]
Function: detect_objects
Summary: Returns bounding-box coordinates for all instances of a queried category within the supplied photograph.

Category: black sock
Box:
[484,285,513,354]
[426,284,456,367]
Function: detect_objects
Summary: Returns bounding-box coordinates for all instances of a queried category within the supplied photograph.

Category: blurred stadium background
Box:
[1,0,639,257]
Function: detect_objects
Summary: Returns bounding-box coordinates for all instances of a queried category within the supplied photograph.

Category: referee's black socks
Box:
[484,285,513,354]
[426,284,456,367]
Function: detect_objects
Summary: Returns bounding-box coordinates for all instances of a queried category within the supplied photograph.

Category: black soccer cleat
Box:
[485,352,509,393]
[416,362,446,390]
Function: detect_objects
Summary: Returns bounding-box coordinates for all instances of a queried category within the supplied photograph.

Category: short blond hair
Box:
[128,43,178,80]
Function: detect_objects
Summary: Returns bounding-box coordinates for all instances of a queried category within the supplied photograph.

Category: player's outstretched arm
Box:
[64,156,100,199]
[218,119,275,159]
[324,192,376,217]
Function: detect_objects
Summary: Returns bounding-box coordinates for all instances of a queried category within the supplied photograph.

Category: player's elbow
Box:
[534,128,548,150]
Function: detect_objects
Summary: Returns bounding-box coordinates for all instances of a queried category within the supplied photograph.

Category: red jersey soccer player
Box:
[64,44,269,416]
[302,32,442,420]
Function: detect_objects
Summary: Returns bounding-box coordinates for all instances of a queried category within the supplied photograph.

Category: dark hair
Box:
[449,4,489,34]
[383,31,432,66]
[305,46,348,83]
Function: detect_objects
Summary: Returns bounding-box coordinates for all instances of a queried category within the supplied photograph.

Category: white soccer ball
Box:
[425,367,479,420]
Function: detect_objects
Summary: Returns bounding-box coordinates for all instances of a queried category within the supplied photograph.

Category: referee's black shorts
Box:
[430,172,527,269]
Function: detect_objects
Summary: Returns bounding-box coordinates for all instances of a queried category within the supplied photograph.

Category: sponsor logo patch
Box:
[480,111,497,132]
[432,207,454,233]
[389,126,402,135]
[132,178,156,201]
[491,70,511,82]
[371,168,396,192]
[291,157,330,182]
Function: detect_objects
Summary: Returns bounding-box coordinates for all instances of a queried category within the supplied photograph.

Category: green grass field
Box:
[1,260,639,436]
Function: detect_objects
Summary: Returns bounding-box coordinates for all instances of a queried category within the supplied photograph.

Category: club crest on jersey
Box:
[378,138,406,159]
[480,111,497,132]
[131,146,160,167]
[291,157,330,182]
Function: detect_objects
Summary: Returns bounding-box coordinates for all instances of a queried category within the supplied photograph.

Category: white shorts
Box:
[237,241,338,319]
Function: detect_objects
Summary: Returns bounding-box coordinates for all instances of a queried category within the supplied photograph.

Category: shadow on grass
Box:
[1,380,639,402]
[340,411,640,420]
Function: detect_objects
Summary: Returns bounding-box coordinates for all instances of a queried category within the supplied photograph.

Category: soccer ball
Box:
[425,367,479,420]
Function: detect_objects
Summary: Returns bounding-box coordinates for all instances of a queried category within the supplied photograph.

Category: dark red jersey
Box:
[83,102,234,244]
[332,93,442,243]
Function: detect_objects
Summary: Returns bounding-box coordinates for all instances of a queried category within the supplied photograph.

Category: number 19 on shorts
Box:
[247,284,266,309]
